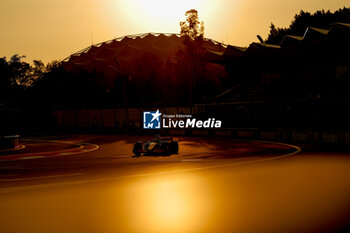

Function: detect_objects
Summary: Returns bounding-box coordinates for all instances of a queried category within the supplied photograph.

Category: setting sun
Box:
[120,0,213,30]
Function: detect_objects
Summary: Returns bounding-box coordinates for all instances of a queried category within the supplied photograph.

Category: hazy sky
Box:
[0,0,348,63]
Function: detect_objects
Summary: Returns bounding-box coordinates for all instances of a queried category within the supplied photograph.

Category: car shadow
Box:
[132,153,178,158]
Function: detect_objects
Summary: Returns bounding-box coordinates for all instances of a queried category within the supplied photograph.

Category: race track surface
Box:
[0,135,350,233]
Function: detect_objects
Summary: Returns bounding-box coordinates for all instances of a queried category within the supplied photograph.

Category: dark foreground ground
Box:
[0,135,350,233]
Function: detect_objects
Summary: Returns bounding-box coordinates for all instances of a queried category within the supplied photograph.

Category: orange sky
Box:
[0,0,348,63]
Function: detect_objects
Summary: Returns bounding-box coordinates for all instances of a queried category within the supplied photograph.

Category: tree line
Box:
[265,7,350,44]
[0,55,60,104]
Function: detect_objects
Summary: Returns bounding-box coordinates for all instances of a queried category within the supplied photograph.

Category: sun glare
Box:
[135,0,201,19]
[120,0,213,31]
[118,175,213,233]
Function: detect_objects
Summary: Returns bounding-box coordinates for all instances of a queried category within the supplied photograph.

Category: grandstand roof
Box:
[206,21,350,62]
[61,33,227,75]
[62,33,226,62]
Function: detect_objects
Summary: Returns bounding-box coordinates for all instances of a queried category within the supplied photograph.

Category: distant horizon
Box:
[0,0,349,63]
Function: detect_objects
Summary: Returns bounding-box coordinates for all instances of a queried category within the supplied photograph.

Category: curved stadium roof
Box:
[63,32,226,62]
[61,33,227,77]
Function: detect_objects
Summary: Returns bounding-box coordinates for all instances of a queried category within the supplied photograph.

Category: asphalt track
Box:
[0,135,350,233]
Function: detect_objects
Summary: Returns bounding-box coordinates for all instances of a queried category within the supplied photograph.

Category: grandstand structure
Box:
[204,22,350,129]
[63,33,226,61]
[56,32,229,108]
[62,32,226,77]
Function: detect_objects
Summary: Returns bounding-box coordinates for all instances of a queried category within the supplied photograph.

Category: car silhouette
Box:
[132,136,179,156]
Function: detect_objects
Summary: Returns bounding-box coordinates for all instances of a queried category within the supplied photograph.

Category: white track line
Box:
[0,173,82,182]
[0,166,20,170]
[0,142,301,194]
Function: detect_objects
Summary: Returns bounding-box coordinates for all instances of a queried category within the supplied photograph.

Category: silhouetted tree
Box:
[179,9,208,105]
[8,55,31,86]
[0,57,11,93]
[266,23,288,45]
[180,9,205,40]
[0,55,47,92]
[0,55,34,101]
[0,55,39,133]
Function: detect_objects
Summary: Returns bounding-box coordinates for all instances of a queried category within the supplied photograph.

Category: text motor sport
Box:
[143,110,222,129]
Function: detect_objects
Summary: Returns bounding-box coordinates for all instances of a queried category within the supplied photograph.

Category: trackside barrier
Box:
[214,129,231,137]
[128,108,141,128]
[322,132,339,143]
[52,109,350,145]
[0,135,20,149]
[62,110,75,128]
[292,132,308,142]
[164,107,178,115]
[102,109,115,128]
[192,130,209,136]
[344,133,350,144]
[260,131,276,140]
[115,109,125,128]
[88,109,101,128]
[76,109,89,128]
[177,107,192,114]
[169,129,186,135]
[237,130,256,138]
[52,110,63,127]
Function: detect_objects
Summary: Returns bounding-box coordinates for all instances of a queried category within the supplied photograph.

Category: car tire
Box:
[170,142,179,153]
[133,142,142,156]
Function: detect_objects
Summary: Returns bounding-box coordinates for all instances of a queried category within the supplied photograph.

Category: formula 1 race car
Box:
[132,136,179,156]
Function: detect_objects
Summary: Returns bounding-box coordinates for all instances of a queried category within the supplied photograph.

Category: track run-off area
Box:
[0,135,350,233]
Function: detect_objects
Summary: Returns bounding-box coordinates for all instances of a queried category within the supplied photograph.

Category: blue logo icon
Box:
[143,110,162,129]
